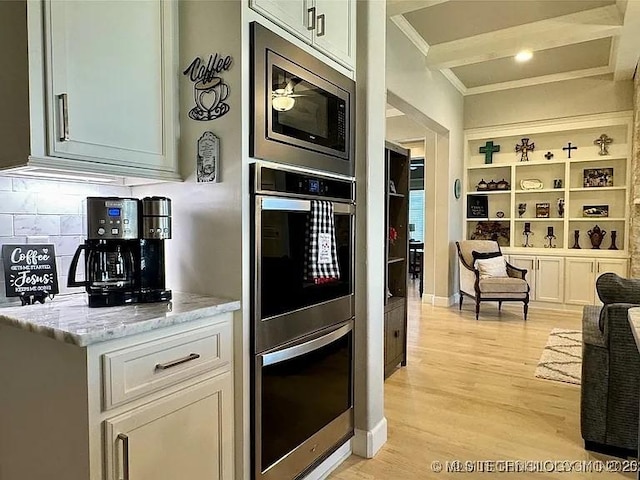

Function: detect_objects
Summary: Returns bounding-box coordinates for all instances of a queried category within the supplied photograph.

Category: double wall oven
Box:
[251,163,355,480]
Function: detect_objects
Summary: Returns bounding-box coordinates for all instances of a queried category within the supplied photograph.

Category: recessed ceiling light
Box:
[515,50,533,63]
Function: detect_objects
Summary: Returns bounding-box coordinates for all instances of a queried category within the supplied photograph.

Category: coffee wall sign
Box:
[2,244,59,304]
[183,53,233,121]
[197,132,220,183]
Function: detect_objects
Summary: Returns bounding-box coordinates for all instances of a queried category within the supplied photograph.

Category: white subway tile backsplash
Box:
[60,215,84,235]
[36,194,83,214]
[0,178,12,191]
[0,215,13,236]
[51,235,84,256]
[14,215,60,236]
[0,192,37,214]
[12,178,61,193]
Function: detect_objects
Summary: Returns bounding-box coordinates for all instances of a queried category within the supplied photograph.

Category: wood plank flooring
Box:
[330,284,636,479]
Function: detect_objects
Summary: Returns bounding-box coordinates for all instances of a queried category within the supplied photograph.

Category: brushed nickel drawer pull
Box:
[317,13,326,36]
[57,93,69,141]
[117,433,130,480]
[307,7,316,30]
[155,353,200,371]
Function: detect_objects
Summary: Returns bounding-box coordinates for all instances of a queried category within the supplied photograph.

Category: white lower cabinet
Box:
[105,373,233,480]
[508,255,564,303]
[565,257,628,306]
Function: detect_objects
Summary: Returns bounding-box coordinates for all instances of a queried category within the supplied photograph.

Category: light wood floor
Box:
[330,283,636,479]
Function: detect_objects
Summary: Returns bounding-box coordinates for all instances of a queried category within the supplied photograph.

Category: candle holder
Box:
[544,226,556,248]
[522,222,534,247]
[572,230,581,249]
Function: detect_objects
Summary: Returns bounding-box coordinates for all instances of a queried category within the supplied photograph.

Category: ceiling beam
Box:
[386,0,449,18]
[424,5,623,69]
[464,65,614,96]
[612,0,640,80]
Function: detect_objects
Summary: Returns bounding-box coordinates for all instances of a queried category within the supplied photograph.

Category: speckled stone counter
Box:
[628,307,640,354]
[0,292,240,347]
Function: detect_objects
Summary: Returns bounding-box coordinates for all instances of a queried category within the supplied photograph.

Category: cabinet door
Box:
[249,0,313,41]
[384,304,406,377]
[536,257,564,303]
[312,0,355,67]
[594,259,628,304]
[47,1,176,172]
[564,258,595,305]
[508,256,536,301]
[105,373,233,480]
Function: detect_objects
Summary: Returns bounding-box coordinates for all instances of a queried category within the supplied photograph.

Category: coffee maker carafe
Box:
[68,197,172,307]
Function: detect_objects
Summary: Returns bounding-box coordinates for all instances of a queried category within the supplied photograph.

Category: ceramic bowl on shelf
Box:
[520,179,543,190]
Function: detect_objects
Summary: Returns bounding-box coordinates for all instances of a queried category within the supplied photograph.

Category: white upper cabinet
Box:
[249,0,355,69]
[46,1,175,173]
[0,1,179,182]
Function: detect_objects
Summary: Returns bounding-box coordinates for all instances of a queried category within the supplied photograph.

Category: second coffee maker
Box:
[68,196,172,307]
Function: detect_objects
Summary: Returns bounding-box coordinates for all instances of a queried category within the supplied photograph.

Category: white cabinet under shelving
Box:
[509,255,563,304]
[249,0,355,69]
[565,257,628,306]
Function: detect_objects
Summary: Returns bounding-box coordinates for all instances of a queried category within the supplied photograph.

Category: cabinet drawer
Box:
[103,322,231,410]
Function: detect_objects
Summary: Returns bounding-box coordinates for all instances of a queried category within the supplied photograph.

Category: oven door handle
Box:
[260,197,354,214]
[262,322,352,366]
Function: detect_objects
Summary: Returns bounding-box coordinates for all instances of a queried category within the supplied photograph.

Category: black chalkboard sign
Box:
[2,244,59,300]
[467,195,489,219]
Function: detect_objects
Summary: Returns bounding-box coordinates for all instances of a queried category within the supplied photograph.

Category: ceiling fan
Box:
[272,77,304,112]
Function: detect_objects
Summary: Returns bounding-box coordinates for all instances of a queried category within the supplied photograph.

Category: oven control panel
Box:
[255,165,354,201]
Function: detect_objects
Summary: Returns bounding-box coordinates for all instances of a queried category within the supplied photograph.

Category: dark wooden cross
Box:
[515,138,535,162]
[544,151,554,160]
[593,134,612,156]
[479,141,500,164]
[563,142,578,158]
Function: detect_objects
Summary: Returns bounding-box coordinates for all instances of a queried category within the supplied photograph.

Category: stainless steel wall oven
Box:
[251,162,355,480]
[250,23,356,177]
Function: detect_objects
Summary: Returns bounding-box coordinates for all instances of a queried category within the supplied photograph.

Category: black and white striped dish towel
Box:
[304,200,341,284]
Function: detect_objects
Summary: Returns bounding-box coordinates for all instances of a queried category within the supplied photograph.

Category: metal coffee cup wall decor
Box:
[183,53,233,121]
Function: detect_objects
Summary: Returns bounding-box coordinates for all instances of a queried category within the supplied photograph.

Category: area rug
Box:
[535,329,582,385]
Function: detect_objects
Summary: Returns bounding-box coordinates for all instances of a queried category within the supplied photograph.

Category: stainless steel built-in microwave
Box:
[250,22,355,177]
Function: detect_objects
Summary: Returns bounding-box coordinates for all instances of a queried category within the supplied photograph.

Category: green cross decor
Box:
[479,141,501,164]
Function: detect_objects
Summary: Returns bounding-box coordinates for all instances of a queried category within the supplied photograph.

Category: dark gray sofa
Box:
[580,274,640,457]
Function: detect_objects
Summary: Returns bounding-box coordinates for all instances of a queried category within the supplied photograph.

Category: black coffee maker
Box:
[68,197,172,307]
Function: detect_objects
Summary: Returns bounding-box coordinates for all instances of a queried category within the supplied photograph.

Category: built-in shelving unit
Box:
[384,141,409,379]
[463,112,632,308]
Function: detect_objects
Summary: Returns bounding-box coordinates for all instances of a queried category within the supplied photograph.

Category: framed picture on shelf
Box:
[536,203,550,218]
[467,195,489,218]
[583,168,613,188]
[583,205,609,217]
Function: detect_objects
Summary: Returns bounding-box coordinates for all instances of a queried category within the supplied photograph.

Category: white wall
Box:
[386,19,465,301]
[464,75,634,129]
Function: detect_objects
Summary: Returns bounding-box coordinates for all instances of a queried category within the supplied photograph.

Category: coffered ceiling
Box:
[388,0,640,95]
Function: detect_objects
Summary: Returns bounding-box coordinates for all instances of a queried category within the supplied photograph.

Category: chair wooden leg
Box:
[475,300,480,320]
[459,292,463,311]
[498,301,502,311]
[523,301,529,321]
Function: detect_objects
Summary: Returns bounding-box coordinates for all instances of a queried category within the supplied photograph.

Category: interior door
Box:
[47,1,170,169]
[105,373,233,480]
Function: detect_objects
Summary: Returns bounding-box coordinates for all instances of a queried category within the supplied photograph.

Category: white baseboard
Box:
[422,293,434,304]
[433,294,458,307]
[303,440,352,480]
[352,416,388,458]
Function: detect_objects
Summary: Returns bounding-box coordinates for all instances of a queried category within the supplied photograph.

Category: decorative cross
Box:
[563,142,578,158]
[515,138,535,162]
[544,151,554,160]
[479,141,501,164]
[593,134,613,156]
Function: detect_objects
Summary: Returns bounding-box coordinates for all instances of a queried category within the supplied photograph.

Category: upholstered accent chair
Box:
[581,273,640,457]
[455,240,530,320]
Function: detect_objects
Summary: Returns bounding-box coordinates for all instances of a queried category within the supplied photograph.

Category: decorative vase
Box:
[587,225,607,249]
[609,230,618,250]
[572,230,581,249]
[518,203,526,218]
[556,198,564,218]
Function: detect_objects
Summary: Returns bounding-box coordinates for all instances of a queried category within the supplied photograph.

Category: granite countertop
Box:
[0,292,240,347]
[628,307,640,353]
